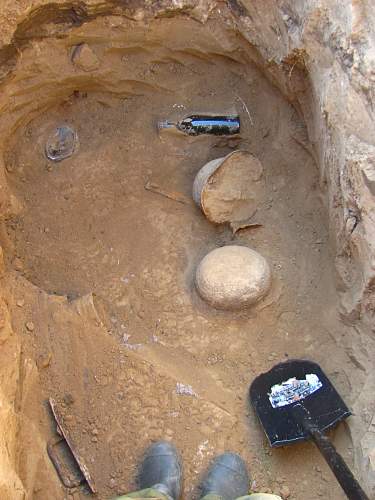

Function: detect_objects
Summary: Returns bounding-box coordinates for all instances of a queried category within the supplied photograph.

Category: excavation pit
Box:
[0,3,374,500]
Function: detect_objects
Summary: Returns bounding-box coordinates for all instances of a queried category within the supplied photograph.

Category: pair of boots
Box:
[116,441,281,500]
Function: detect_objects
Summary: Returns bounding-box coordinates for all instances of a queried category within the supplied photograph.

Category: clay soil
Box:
[0,16,356,500]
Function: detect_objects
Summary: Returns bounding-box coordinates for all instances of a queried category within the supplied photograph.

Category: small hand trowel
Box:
[249,359,368,500]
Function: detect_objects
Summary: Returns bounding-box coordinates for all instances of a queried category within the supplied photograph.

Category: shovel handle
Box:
[292,404,368,500]
[309,427,368,500]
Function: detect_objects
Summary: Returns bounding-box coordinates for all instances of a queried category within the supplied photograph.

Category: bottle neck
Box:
[158,120,176,130]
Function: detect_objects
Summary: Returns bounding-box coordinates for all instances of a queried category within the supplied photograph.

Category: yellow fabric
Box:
[116,489,282,500]
[115,487,169,500]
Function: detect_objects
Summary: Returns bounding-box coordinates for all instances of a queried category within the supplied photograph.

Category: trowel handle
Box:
[292,404,369,500]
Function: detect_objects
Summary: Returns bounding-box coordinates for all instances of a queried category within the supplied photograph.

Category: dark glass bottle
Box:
[158,114,240,136]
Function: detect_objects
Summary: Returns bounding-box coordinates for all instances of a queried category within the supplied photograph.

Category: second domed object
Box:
[195,245,271,311]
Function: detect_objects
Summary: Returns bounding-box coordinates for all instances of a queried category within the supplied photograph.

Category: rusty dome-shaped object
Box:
[192,150,265,224]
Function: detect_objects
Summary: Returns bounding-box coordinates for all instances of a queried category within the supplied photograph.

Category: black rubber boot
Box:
[199,452,249,500]
[138,441,182,500]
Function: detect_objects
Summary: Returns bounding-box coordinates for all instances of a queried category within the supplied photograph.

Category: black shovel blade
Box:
[249,360,351,447]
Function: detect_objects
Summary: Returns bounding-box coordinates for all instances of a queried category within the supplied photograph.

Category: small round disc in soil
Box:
[45,125,78,162]
[195,245,271,310]
[192,150,265,224]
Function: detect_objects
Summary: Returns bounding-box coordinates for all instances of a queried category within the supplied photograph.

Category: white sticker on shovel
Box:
[269,374,322,408]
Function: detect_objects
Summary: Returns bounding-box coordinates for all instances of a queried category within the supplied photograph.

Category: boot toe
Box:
[138,441,182,499]
[200,452,249,500]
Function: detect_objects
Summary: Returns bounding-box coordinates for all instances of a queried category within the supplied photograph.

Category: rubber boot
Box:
[199,452,249,500]
[138,441,182,500]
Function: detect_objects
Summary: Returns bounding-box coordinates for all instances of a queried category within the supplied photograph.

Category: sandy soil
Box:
[0,15,359,500]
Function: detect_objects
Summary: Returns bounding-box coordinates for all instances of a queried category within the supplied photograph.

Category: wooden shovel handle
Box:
[292,404,369,500]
